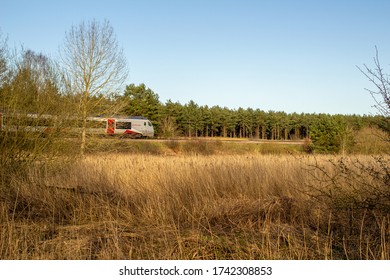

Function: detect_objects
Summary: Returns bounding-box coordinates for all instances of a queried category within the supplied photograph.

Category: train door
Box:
[141,121,147,135]
[107,118,115,134]
[147,121,154,137]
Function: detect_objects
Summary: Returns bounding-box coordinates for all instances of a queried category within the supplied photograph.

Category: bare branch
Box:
[59,19,128,154]
[357,46,390,117]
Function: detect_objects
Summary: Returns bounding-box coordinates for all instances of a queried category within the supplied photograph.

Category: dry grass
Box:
[1,153,389,259]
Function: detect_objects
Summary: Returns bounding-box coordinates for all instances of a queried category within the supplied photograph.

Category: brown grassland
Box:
[0,136,389,260]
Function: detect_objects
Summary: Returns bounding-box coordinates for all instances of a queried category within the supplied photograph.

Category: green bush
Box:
[310,115,355,154]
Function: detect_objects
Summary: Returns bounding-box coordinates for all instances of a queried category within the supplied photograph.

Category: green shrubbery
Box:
[309,115,357,154]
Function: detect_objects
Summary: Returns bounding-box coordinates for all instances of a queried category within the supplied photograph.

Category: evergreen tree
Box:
[122,83,161,125]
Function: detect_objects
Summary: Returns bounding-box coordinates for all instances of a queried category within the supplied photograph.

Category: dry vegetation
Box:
[1,149,389,259]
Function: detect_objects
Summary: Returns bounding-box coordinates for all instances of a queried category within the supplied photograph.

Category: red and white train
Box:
[103,116,154,138]
[0,113,155,138]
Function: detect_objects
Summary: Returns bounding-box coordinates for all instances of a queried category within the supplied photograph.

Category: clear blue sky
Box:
[1,0,390,115]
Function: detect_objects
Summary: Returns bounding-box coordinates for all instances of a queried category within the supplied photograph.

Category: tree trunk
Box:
[262,126,266,139]
[80,109,87,156]
[255,125,260,139]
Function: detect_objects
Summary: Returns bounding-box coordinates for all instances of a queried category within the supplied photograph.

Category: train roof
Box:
[126,116,149,120]
[92,115,149,120]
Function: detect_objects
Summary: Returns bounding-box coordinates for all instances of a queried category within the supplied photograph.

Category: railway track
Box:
[120,137,304,145]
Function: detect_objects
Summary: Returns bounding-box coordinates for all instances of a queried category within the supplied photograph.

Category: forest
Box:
[0,45,388,154]
[122,83,388,152]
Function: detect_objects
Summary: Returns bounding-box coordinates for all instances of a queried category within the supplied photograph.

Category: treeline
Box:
[121,83,388,153]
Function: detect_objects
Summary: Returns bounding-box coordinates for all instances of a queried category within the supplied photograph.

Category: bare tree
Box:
[358,47,390,118]
[7,50,63,114]
[358,47,390,149]
[60,19,128,155]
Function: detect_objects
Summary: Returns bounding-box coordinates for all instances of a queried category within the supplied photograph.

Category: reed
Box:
[0,153,389,259]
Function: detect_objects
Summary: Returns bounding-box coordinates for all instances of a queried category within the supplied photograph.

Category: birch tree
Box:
[60,19,128,155]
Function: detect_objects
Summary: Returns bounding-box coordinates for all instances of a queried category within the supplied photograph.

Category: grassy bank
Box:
[80,126,389,155]
[82,138,305,155]
[1,153,389,259]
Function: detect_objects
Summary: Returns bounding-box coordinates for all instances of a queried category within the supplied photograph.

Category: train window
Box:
[148,121,152,126]
[116,121,132,129]
[144,122,146,126]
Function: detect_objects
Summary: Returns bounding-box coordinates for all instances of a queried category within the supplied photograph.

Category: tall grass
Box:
[1,153,388,259]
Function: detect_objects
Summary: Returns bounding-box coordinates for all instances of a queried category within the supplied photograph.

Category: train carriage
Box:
[105,116,154,138]
[0,113,154,138]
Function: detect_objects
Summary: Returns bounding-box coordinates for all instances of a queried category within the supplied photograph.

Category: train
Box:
[104,116,154,138]
[0,113,155,138]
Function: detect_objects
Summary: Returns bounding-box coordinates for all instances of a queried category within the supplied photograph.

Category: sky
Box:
[1,0,390,115]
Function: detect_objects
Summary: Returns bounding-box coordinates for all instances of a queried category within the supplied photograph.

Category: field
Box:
[1,139,389,259]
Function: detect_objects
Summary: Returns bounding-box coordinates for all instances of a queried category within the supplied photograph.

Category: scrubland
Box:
[1,144,389,259]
